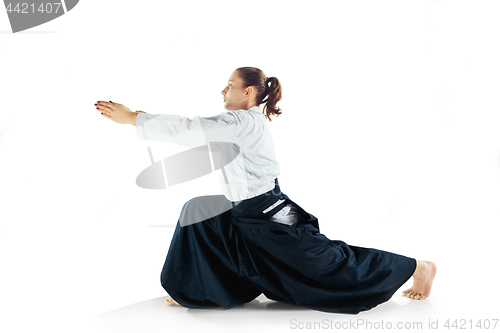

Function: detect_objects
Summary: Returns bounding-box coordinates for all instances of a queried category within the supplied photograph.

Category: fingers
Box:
[97,104,111,112]
[96,101,116,110]
[95,101,115,117]
[96,101,113,109]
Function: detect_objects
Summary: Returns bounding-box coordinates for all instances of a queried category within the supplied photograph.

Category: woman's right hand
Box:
[135,110,147,113]
[97,101,142,125]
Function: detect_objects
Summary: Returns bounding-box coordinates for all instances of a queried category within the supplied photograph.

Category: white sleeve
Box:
[136,112,240,148]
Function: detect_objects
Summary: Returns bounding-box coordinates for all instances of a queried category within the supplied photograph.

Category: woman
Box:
[95,67,436,314]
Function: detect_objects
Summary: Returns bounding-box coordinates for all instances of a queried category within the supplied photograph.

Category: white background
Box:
[1,1,499,332]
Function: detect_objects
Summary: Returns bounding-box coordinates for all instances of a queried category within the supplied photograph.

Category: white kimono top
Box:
[135,106,281,202]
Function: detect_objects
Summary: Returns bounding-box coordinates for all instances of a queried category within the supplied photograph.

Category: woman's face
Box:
[221,70,256,111]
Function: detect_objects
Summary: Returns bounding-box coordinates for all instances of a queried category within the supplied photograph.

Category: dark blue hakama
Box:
[160,178,416,314]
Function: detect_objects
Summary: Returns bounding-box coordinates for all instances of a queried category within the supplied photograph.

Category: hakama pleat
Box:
[160,179,416,314]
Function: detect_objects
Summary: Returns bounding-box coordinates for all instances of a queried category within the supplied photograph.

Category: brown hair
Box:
[235,67,282,121]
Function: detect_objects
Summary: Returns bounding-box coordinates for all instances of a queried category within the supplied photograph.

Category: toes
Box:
[165,297,180,306]
[403,289,427,300]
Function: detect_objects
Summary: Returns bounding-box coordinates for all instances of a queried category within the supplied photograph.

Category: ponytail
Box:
[235,67,283,121]
[262,76,282,122]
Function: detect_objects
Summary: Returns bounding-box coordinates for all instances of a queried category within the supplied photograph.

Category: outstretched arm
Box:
[95,100,145,125]
[95,100,240,148]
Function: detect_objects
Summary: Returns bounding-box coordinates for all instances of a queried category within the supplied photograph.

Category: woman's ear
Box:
[245,86,254,97]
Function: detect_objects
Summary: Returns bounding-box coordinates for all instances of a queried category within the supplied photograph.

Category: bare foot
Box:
[165,297,181,306]
[402,260,437,300]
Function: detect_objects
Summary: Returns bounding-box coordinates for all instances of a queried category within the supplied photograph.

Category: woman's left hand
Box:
[96,101,135,125]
